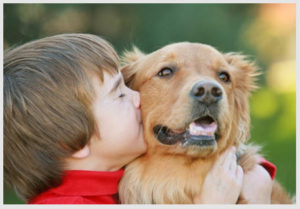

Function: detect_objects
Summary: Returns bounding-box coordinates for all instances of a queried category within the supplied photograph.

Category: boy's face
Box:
[90,71,147,169]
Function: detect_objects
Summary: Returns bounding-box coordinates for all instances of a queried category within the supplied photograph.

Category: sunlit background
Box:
[3,4,296,204]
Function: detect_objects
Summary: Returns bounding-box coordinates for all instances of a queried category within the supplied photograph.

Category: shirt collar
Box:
[49,169,124,196]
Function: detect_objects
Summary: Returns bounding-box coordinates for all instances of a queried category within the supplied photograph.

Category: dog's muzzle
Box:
[153,115,219,147]
[153,80,223,148]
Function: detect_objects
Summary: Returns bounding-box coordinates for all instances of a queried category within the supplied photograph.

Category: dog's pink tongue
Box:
[188,122,217,136]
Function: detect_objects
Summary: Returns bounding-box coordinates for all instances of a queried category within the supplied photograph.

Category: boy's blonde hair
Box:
[4,33,119,201]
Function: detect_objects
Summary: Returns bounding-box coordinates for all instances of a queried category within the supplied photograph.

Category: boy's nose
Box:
[133,91,141,109]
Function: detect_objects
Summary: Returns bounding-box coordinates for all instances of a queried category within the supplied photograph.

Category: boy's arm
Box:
[240,163,274,204]
[193,149,276,204]
[259,157,276,180]
[29,196,94,204]
[239,158,276,204]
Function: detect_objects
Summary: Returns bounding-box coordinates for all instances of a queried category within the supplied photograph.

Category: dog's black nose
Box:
[190,81,223,105]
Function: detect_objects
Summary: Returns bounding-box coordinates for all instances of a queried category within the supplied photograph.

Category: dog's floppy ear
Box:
[224,53,260,92]
[121,46,145,88]
[224,53,260,145]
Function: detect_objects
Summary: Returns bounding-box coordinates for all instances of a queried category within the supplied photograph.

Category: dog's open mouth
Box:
[153,115,219,147]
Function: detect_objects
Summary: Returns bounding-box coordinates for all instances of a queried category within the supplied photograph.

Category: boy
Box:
[4,33,274,204]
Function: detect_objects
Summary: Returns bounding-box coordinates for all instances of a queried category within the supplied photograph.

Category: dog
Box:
[118,42,292,204]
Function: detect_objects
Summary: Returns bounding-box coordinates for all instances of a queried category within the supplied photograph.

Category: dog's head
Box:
[122,42,259,158]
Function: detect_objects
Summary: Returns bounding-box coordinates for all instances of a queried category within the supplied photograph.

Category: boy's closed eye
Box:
[108,74,126,98]
[119,92,126,98]
[109,74,123,95]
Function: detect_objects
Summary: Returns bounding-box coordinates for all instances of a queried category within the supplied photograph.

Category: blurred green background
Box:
[3,4,296,204]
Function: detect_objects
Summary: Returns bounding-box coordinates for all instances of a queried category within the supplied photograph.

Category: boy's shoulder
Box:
[29,190,119,204]
[30,194,94,204]
[29,169,124,204]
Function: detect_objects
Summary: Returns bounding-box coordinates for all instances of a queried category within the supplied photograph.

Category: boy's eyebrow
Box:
[109,74,122,94]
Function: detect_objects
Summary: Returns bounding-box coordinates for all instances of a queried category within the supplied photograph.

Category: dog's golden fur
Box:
[119,42,292,204]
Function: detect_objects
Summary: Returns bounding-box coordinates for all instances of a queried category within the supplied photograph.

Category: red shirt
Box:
[28,159,276,204]
[29,169,124,204]
[259,157,277,180]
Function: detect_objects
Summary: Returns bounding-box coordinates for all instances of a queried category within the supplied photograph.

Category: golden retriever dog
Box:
[118,42,292,204]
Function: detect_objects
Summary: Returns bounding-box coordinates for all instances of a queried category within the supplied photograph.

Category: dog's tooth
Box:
[189,123,195,133]
[189,122,203,131]
[189,126,198,135]
[189,124,199,135]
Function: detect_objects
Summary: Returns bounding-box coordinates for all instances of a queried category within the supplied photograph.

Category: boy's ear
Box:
[72,145,90,159]
[121,46,145,87]
[224,53,261,145]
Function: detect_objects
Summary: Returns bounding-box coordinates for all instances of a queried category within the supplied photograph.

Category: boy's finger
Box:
[229,153,237,171]
[216,146,236,166]
[236,165,244,184]
[222,147,237,170]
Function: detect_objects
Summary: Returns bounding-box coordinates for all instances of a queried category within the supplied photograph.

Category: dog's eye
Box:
[157,67,174,78]
[218,71,231,83]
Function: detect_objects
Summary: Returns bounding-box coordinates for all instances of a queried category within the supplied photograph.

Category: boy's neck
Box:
[64,155,123,172]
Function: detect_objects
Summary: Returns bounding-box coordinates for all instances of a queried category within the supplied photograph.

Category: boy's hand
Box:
[193,146,243,204]
[240,164,273,203]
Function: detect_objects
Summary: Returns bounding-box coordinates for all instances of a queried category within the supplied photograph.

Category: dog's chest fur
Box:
[119,151,220,203]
